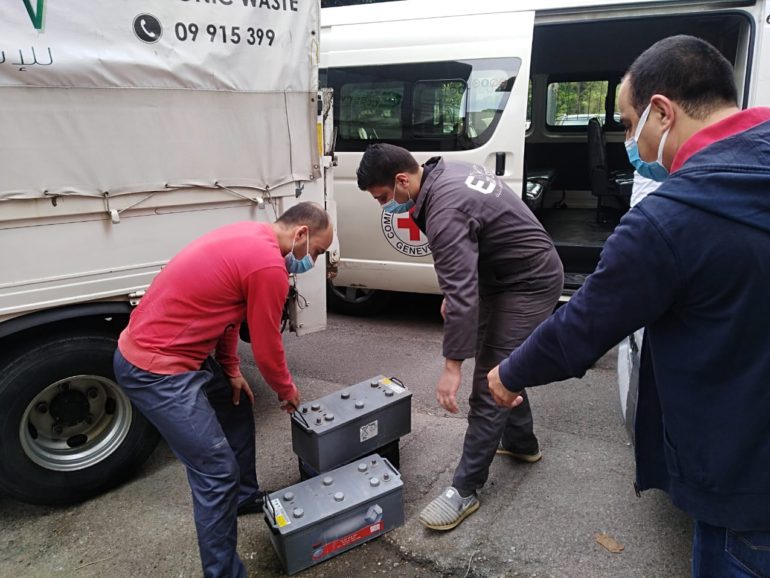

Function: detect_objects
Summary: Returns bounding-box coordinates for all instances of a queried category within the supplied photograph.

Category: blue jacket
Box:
[499,118,770,530]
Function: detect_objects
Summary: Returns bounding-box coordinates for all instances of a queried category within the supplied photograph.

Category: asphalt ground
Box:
[0,293,692,577]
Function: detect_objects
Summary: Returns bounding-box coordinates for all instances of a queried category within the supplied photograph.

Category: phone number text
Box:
[174,23,275,46]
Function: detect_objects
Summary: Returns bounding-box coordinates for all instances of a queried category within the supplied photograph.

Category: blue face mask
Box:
[625,102,670,182]
[382,180,414,214]
[285,232,315,275]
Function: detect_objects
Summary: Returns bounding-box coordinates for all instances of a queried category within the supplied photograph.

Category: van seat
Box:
[525,168,558,214]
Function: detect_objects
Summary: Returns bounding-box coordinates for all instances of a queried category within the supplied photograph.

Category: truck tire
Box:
[326,280,392,317]
[0,334,160,505]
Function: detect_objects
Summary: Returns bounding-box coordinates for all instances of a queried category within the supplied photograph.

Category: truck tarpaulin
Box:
[0,0,321,199]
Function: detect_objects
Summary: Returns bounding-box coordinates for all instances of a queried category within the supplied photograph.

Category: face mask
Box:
[625,102,670,182]
[285,231,315,274]
[382,180,414,214]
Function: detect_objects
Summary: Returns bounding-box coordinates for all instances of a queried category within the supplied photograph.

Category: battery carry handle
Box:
[264,493,276,521]
[290,402,310,429]
[389,376,405,388]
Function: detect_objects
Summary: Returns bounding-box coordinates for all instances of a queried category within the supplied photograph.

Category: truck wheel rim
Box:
[19,375,133,472]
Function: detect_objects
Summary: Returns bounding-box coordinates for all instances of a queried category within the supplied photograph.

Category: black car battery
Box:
[264,454,404,575]
[291,375,411,474]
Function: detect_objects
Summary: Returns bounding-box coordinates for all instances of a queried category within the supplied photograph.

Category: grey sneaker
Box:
[496,442,542,463]
[419,487,479,531]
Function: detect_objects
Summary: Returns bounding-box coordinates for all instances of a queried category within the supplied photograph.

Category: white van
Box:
[321,0,770,314]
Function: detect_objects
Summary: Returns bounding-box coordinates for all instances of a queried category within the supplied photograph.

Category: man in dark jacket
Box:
[488,35,770,577]
[356,144,563,530]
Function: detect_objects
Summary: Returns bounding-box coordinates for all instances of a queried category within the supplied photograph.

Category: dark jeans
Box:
[114,350,259,578]
[452,283,562,494]
[692,521,770,578]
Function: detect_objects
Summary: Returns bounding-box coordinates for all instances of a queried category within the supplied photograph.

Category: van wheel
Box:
[0,334,160,505]
[326,280,391,316]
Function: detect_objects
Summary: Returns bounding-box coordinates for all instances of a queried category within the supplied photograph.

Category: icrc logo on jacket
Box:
[381,210,431,257]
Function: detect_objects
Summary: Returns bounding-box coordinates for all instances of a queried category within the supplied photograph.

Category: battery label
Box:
[316,521,384,558]
[384,380,406,395]
[360,420,379,442]
[271,499,291,528]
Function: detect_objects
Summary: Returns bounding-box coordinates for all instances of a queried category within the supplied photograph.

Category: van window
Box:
[546,80,609,128]
[412,80,466,137]
[323,58,521,152]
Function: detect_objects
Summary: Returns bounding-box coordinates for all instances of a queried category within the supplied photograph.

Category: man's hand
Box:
[487,365,524,409]
[280,394,301,414]
[229,376,255,406]
[436,359,462,413]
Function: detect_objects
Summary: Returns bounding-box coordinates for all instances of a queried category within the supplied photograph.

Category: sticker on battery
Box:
[271,499,291,527]
[314,521,384,559]
[360,420,379,442]
[381,378,406,395]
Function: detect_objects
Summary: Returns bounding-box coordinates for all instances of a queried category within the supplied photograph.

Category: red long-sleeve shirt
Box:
[118,221,297,401]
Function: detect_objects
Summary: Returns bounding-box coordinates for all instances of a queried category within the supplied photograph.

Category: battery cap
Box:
[341,391,350,399]
[283,492,295,501]
[370,380,379,387]
[384,389,394,397]
[357,463,368,473]
[334,492,344,502]
[311,403,321,411]
[355,401,365,409]
[322,476,334,486]
[369,477,380,487]
[293,508,304,518]
[324,413,335,422]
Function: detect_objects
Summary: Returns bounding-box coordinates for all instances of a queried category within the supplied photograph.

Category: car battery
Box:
[264,454,404,575]
[298,438,400,481]
[291,375,411,473]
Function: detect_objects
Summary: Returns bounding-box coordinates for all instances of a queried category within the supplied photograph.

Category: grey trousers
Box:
[114,351,257,578]
[452,285,562,494]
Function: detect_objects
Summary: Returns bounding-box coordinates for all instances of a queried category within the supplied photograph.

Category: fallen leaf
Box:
[596,532,625,553]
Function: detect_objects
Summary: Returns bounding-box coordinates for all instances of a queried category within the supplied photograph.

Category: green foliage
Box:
[549,80,609,123]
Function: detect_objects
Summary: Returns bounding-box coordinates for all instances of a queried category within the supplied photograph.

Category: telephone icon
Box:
[133,14,162,44]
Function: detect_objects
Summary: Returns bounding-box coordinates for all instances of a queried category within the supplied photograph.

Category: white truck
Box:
[0,0,335,505]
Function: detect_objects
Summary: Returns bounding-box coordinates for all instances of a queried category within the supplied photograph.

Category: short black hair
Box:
[356,144,420,190]
[627,35,738,120]
[276,201,329,232]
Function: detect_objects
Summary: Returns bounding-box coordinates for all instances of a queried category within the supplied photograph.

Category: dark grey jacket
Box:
[412,158,563,360]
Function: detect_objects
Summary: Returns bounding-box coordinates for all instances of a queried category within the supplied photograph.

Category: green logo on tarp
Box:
[22,0,45,30]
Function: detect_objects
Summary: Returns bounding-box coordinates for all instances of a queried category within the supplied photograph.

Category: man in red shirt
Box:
[113,202,333,578]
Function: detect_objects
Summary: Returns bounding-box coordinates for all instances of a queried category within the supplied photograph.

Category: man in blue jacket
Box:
[488,35,770,577]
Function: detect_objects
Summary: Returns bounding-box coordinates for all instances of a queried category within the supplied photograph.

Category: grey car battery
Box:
[291,375,411,473]
[264,454,404,575]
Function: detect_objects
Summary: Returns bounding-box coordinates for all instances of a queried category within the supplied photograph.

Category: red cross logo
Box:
[396,212,422,241]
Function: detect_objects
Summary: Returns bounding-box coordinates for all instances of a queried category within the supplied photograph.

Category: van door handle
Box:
[495,152,505,176]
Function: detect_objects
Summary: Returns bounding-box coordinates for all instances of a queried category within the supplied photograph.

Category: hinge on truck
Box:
[128,290,146,306]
